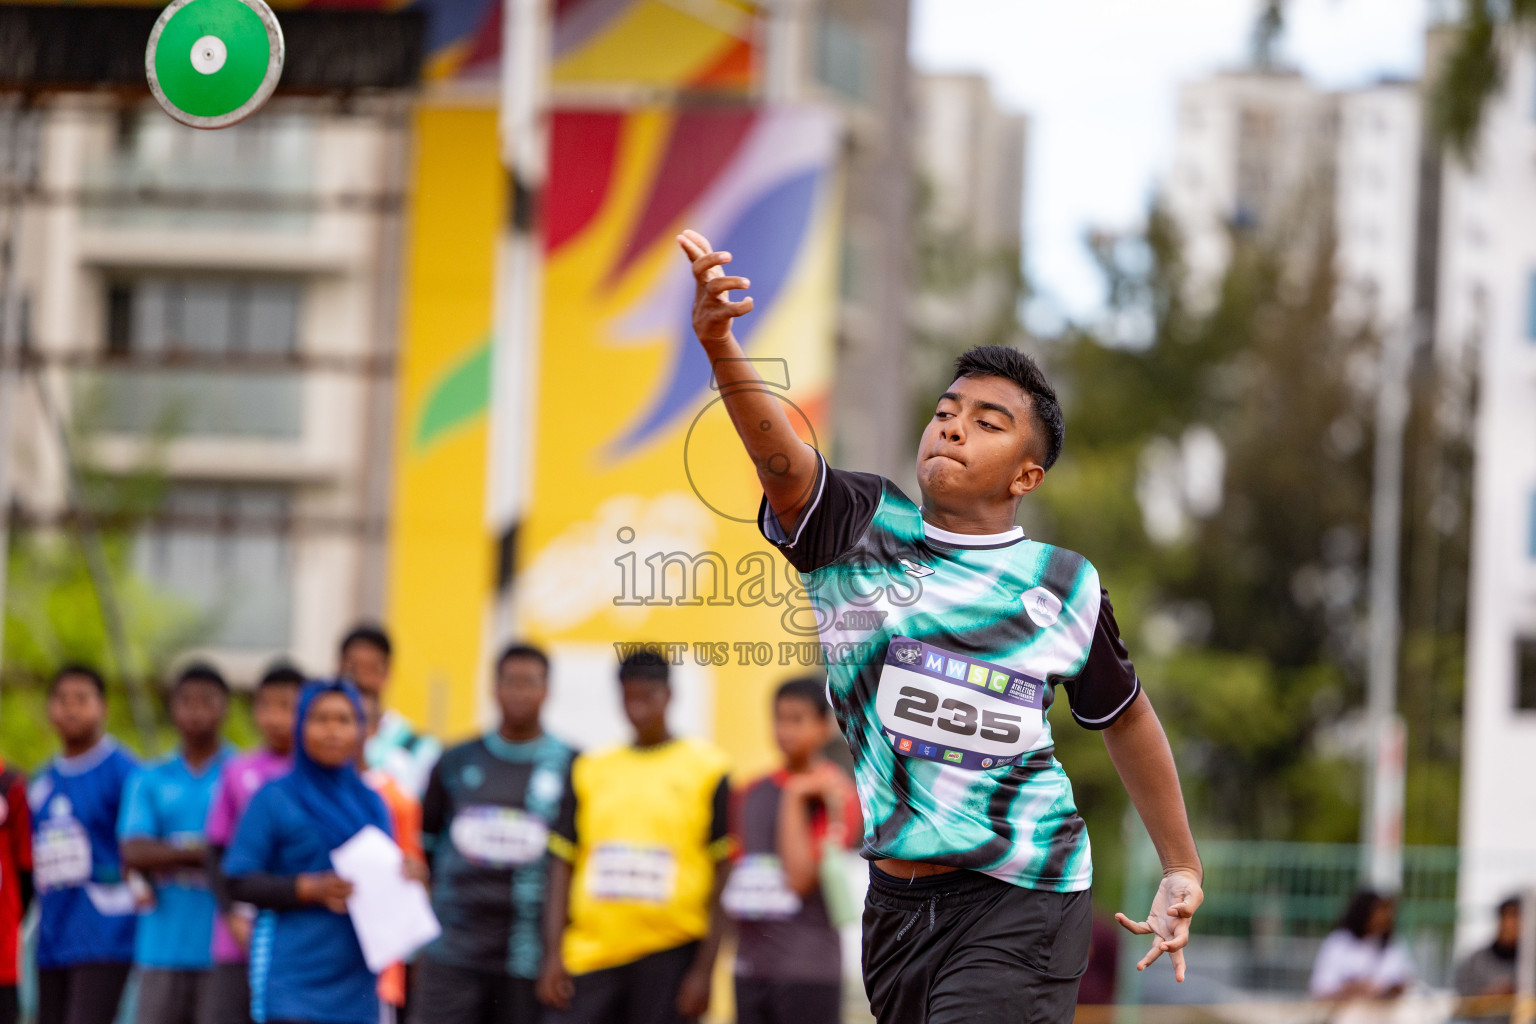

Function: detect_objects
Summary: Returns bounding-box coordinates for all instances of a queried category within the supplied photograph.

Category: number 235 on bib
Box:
[875,637,1045,771]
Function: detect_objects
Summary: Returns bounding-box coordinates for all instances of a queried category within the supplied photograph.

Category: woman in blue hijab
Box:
[225,678,393,1024]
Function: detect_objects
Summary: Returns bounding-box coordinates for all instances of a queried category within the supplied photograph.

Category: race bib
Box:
[35,818,92,891]
[586,843,676,904]
[721,854,802,921]
[450,806,549,867]
[875,637,1045,770]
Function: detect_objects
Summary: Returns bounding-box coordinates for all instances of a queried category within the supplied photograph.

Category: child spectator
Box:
[119,663,233,1024]
[726,678,860,1024]
[30,664,138,1024]
[338,626,440,799]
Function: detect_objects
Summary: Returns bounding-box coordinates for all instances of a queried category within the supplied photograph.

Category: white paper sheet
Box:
[329,824,441,973]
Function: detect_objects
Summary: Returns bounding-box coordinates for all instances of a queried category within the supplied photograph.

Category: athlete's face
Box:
[48,675,106,747]
[253,684,299,755]
[496,656,547,734]
[170,679,227,747]
[340,641,390,698]
[774,696,833,766]
[302,692,363,769]
[916,375,1044,511]
[621,679,670,742]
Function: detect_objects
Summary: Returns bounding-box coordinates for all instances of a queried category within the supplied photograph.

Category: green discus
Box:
[146,0,284,129]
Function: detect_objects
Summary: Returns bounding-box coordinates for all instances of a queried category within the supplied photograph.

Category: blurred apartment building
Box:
[1435,37,1536,940]
[1167,68,1426,338]
[1,98,408,679]
[910,72,1027,350]
[1167,35,1536,949]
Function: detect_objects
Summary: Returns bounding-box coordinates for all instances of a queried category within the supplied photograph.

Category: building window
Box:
[96,275,304,438]
[1517,637,1536,712]
[1528,271,1536,340]
[816,14,872,103]
[134,485,294,649]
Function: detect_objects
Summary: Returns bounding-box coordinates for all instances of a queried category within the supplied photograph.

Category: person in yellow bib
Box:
[537,650,734,1024]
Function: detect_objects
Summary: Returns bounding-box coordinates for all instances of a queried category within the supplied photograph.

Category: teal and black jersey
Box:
[759,451,1141,892]
[420,732,575,978]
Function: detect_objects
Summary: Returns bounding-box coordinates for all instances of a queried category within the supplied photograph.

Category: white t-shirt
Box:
[1309,929,1415,999]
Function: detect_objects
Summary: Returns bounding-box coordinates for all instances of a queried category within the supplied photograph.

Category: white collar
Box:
[920,518,1025,547]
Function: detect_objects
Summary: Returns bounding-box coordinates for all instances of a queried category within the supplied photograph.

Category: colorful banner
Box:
[513,105,841,772]
[385,104,503,740]
[427,0,760,85]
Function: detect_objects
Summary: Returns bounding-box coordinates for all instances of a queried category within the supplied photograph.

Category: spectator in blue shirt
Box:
[224,678,393,1024]
[119,663,233,1024]
[30,664,138,1024]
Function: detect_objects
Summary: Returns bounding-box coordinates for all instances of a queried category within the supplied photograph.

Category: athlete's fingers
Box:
[1158,926,1190,952]
[1171,947,1187,983]
[677,234,705,260]
[692,250,732,281]
[1136,941,1166,972]
[719,297,754,317]
[705,276,750,296]
[682,228,715,253]
[1168,898,1200,918]
[1115,912,1153,935]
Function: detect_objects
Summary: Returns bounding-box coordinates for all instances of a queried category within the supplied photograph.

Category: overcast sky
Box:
[909,0,1430,327]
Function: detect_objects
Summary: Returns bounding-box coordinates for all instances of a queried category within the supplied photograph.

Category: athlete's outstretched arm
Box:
[678,229,822,532]
[1101,691,1204,982]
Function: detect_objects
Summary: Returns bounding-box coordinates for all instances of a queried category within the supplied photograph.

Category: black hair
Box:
[497,642,550,676]
[1497,895,1522,917]
[952,345,1065,471]
[1338,889,1392,946]
[174,662,229,696]
[774,676,831,719]
[256,661,306,693]
[618,648,670,685]
[50,663,105,697]
[339,623,392,661]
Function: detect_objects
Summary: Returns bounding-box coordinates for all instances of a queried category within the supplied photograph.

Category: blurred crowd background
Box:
[0,0,1534,1019]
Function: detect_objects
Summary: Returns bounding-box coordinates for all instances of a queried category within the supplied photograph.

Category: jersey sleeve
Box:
[419,759,449,852]
[548,761,578,864]
[706,775,734,862]
[116,766,159,841]
[1057,588,1142,731]
[203,765,239,847]
[757,447,886,574]
[222,789,278,878]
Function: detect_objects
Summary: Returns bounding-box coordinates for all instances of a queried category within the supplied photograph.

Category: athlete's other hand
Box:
[675,961,713,1020]
[536,957,574,1011]
[678,228,753,346]
[1116,869,1203,982]
[296,871,354,915]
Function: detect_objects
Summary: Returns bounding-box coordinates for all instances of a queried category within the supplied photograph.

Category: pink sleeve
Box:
[204,764,237,845]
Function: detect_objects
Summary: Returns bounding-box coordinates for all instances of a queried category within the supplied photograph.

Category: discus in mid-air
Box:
[146,0,284,129]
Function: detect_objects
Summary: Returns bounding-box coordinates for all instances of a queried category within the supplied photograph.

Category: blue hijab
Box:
[290,678,391,851]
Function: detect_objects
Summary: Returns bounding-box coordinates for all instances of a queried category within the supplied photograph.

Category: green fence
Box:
[1118,838,1469,1004]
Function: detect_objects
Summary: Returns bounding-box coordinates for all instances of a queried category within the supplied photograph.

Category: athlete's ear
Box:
[1010,459,1045,497]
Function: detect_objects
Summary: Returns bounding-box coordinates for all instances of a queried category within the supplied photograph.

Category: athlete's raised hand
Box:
[1116,869,1203,982]
[678,229,753,346]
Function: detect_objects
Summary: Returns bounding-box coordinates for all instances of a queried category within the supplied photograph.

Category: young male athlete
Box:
[118,663,233,1024]
[677,228,1203,1024]
[538,650,733,1024]
[413,643,575,1024]
[339,624,441,798]
[31,664,139,1024]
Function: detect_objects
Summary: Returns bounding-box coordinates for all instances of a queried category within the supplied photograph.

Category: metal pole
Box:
[1363,316,1413,891]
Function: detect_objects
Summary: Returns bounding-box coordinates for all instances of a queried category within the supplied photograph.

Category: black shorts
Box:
[733,977,841,1024]
[543,942,698,1024]
[199,963,252,1024]
[407,960,538,1024]
[36,963,133,1024]
[862,866,1091,1024]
